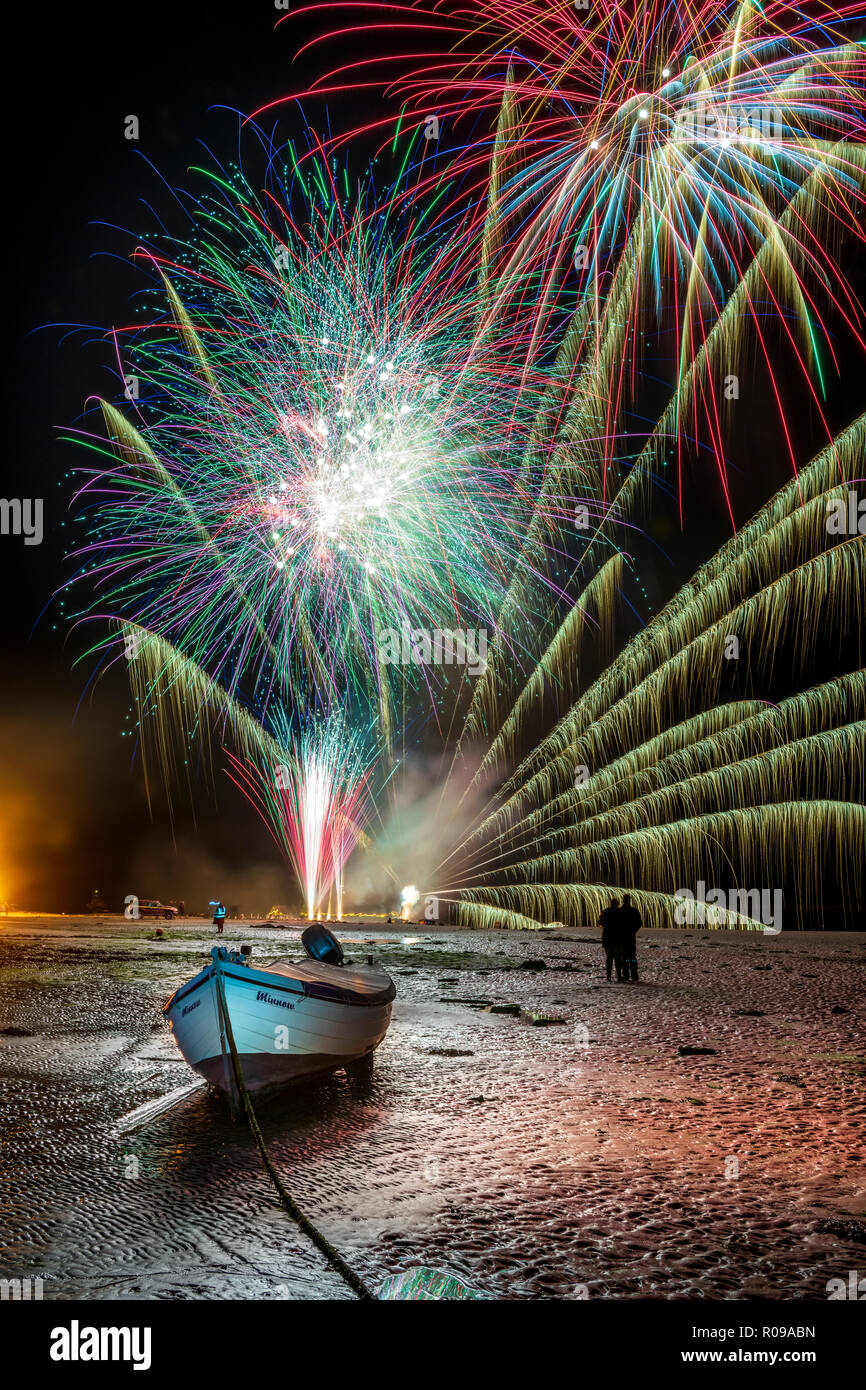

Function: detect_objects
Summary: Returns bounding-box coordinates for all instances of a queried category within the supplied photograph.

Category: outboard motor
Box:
[301,923,344,967]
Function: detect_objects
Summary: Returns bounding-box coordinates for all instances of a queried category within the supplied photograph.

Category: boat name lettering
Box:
[181,998,201,1017]
[256,990,295,1010]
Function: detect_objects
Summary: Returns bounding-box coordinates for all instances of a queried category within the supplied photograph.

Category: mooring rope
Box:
[213,959,375,1301]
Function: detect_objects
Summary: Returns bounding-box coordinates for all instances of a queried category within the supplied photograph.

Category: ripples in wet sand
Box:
[0,918,863,1300]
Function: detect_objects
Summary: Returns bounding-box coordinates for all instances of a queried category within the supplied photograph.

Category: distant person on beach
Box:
[177,900,185,917]
[619,893,642,981]
[599,897,625,982]
[213,901,227,933]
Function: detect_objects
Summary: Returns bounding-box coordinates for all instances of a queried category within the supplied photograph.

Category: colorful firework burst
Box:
[277,0,866,514]
[63,124,553,752]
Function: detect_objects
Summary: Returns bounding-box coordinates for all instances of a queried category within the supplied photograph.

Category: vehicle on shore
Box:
[137,899,178,920]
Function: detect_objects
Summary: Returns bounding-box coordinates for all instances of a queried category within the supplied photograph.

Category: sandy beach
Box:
[0,916,863,1300]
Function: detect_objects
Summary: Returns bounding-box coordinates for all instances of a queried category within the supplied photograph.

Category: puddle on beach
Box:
[0,920,863,1300]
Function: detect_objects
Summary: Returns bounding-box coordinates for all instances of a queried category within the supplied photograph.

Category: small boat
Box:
[164,925,395,1100]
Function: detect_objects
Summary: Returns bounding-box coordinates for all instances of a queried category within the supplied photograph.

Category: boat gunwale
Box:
[165,961,395,1013]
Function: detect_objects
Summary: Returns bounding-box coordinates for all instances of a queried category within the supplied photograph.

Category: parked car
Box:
[137,898,178,920]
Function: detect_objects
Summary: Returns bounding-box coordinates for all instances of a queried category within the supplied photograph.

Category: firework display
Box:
[64,130,549,756]
[226,713,375,920]
[64,2,866,929]
[290,0,866,508]
[440,433,866,929]
[286,0,865,931]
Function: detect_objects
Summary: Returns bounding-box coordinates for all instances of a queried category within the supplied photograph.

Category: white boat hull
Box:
[164,949,394,1097]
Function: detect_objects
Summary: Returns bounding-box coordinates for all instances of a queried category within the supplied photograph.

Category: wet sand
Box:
[0,916,863,1300]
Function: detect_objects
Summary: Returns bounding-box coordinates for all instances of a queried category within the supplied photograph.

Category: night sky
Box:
[2,2,864,914]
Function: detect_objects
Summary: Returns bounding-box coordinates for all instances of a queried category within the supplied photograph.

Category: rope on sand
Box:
[213,960,375,1301]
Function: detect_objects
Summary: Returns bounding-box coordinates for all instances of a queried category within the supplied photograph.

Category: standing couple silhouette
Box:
[599,894,642,982]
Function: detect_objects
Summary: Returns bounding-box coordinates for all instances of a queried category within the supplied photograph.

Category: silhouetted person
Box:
[619,893,642,980]
[177,900,185,917]
[599,897,625,982]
